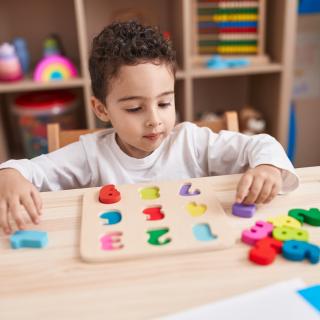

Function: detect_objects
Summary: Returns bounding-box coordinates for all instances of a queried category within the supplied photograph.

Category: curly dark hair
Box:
[89,21,177,104]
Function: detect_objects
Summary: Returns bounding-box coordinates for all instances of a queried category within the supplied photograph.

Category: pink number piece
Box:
[100,231,123,251]
[242,221,274,245]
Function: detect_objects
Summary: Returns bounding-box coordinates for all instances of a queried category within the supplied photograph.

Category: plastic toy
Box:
[232,202,256,218]
[288,208,320,226]
[272,226,309,242]
[282,240,320,264]
[33,54,78,82]
[242,221,273,245]
[10,230,48,249]
[249,237,283,265]
[12,37,30,74]
[99,184,121,204]
[207,55,250,70]
[0,42,23,82]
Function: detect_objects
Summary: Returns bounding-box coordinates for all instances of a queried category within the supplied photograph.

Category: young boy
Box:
[0,21,298,235]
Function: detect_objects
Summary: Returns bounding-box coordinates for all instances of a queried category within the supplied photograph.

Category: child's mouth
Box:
[143,133,162,141]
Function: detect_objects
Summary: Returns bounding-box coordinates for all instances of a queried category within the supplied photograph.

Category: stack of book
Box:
[197,0,260,55]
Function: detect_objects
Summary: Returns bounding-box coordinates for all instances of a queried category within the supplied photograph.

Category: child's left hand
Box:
[236,164,282,204]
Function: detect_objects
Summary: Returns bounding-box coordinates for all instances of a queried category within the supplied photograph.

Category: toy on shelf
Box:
[33,55,78,82]
[207,55,250,69]
[194,0,269,66]
[12,37,30,75]
[43,34,65,57]
[33,34,77,82]
[0,42,23,82]
[239,106,266,135]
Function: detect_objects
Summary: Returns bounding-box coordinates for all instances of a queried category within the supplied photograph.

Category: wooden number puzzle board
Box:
[80,178,236,262]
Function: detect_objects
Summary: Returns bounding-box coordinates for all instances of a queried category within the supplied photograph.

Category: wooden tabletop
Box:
[1,167,319,320]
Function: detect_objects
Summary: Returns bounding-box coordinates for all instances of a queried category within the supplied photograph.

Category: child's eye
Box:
[158,102,171,108]
[126,107,141,113]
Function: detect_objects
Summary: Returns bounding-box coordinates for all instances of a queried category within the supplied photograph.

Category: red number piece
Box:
[249,237,283,265]
[143,207,165,221]
[99,184,121,204]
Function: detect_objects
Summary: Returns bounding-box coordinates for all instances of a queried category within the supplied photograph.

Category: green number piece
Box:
[147,228,171,246]
[272,226,309,242]
[288,208,320,226]
[140,187,160,200]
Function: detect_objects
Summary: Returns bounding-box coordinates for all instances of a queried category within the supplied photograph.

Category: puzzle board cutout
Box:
[80,178,236,262]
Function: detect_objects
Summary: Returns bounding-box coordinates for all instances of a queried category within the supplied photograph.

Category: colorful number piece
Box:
[282,240,320,264]
[288,208,320,226]
[193,224,217,241]
[267,215,301,229]
[232,203,256,218]
[99,210,122,225]
[10,230,48,249]
[186,202,207,217]
[272,226,309,242]
[143,206,165,221]
[100,231,123,251]
[140,187,160,200]
[242,221,273,245]
[99,184,121,204]
[147,228,171,246]
[249,237,283,265]
[179,183,201,196]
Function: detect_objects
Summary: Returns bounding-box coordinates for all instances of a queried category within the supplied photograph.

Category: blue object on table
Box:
[298,0,320,14]
[207,55,250,70]
[297,285,320,312]
[10,230,48,249]
[12,37,30,74]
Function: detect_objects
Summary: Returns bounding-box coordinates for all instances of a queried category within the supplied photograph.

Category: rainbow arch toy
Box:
[33,55,77,82]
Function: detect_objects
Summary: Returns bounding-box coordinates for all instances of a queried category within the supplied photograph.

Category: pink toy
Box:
[33,54,77,82]
[242,220,274,245]
[0,43,23,82]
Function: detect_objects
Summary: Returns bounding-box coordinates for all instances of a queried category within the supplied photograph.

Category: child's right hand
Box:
[0,168,42,234]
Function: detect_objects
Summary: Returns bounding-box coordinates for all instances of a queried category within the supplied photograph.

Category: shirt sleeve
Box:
[0,140,92,191]
[194,126,299,193]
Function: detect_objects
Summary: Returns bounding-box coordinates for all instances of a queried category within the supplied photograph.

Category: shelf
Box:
[190,63,283,79]
[0,77,86,93]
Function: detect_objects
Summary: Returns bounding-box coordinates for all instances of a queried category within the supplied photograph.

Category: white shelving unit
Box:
[0,0,297,160]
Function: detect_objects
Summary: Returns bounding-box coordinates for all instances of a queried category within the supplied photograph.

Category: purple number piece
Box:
[179,183,200,196]
[232,203,256,218]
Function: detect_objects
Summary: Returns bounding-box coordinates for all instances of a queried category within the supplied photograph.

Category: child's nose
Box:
[145,109,162,128]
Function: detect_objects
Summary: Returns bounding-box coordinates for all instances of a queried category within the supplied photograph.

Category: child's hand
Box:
[0,169,42,234]
[236,164,282,205]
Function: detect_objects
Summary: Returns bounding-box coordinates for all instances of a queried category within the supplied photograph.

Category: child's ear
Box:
[91,96,110,122]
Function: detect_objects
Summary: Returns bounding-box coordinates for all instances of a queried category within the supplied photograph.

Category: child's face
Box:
[93,63,176,158]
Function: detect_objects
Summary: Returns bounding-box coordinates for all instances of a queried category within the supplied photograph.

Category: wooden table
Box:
[1,167,319,320]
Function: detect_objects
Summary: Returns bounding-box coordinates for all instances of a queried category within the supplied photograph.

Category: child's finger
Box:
[243,176,264,204]
[255,180,273,204]
[20,195,40,225]
[236,173,254,203]
[9,199,26,230]
[0,201,11,234]
[31,188,43,215]
[264,184,279,203]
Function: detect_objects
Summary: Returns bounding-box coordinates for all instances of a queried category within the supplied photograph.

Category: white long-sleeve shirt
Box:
[0,122,299,192]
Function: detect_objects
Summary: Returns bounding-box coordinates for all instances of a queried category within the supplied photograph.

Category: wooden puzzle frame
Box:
[80,178,236,263]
